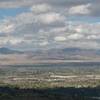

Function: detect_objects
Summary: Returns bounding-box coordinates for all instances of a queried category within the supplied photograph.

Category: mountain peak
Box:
[0,47,23,54]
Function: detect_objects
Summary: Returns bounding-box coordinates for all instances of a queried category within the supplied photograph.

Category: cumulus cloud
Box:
[37,12,65,24]
[75,25,83,33]
[67,34,83,40]
[54,36,67,42]
[0,0,100,50]
[0,37,23,47]
[0,20,15,34]
[68,4,91,15]
[0,0,99,17]
[30,3,51,13]
[39,41,49,46]
[0,0,35,8]
[8,37,23,45]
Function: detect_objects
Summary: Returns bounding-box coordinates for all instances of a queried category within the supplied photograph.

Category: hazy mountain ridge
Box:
[0,47,100,64]
[0,47,23,54]
[26,48,100,60]
[0,47,99,65]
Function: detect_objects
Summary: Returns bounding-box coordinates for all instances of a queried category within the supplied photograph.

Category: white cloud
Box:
[0,0,35,8]
[0,20,15,34]
[54,36,66,42]
[67,34,83,40]
[39,41,49,46]
[9,7,65,27]
[8,37,23,45]
[0,38,8,46]
[30,4,51,13]
[75,25,83,33]
[0,1,100,50]
[69,4,91,15]
[14,12,35,24]
[37,12,65,24]
[1,11,100,50]
[68,41,99,49]
[0,37,23,46]
[50,27,67,33]
[87,35,100,39]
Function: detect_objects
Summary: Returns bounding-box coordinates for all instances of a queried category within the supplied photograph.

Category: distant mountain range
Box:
[0,47,100,60]
[0,47,23,54]
[26,47,100,60]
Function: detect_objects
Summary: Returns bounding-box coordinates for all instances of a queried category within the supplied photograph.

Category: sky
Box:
[0,0,100,51]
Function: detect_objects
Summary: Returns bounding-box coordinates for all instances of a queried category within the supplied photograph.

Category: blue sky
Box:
[0,0,100,50]
[0,8,28,19]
